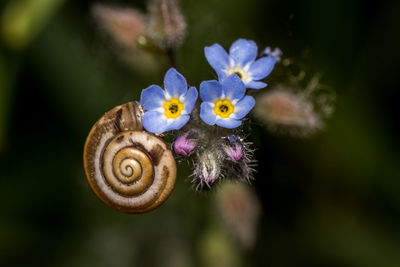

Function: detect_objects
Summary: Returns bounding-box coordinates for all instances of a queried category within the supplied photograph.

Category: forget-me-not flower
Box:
[205,38,276,89]
[262,47,282,62]
[200,74,255,128]
[140,68,198,133]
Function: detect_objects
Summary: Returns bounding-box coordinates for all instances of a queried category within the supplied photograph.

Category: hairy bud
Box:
[254,88,321,136]
[147,0,186,48]
[223,136,244,162]
[215,182,261,249]
[224,143,244,162]
[92,4,146,48]
[193,150,221,190]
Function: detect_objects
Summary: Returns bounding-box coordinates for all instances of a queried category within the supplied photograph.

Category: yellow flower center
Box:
[164,98,184,119]
[227,67,248,82]
[214,99,234,118]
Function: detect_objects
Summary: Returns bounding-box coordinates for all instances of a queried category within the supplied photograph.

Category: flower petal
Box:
[140,85,165,111]
[205,44,230,75]
[215,117,242,128]
[199,80,222,102]
[216,71,228,82]
[232,96,255,119]
[221,74,245,101]
[183,86,198,114]
[164,68,187,98]
[200,102,217,125]
[166,115,190,131]
[249,56,276,80]
[246,81,267,89]
[229,39,257,66]
[142,110,168,133]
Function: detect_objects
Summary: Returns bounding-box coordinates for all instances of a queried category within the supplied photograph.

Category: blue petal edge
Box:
[221,74,246,101]
[164,68,188,98]
[183,86,198,114]
[142,110,168,133]
[140,85,165,111]
[166,115,190,131]
[205,44,230,73]
[232,96,255,119]
[215,117,242,128]
[229,39,258,66]
[200,102,217,125]
[246,81,267,89]
[199,80,222,102]
[249,56,276,80]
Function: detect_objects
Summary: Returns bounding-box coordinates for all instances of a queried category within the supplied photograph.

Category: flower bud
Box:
[92,4,146,48]
[254,88,321,136]
[223,141,244,162]
[221,135,255,181]
[215,182,261,249]
[193,150,221,190]
[200,152,219,184]
[173,134,196,156]
[147,0,186,49]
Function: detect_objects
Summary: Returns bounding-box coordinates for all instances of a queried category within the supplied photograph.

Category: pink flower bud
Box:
[216,182,261,249]
[224,143,244,162]
[92,4,146,48]
[193,151,221,190]
[202,172,216,184]
[199,152,219,185]
[254,88,323,136]
[173,135,196,156]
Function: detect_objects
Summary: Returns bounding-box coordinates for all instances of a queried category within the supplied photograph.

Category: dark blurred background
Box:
[1,0,400,266]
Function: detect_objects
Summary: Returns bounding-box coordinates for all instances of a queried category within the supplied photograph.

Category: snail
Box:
[83,102,177,213]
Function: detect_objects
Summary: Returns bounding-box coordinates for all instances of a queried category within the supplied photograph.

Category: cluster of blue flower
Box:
[140,38,277,133]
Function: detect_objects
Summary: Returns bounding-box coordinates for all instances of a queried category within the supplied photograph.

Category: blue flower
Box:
[261,47,282,62]
[205,38,276,89]
[199,74,255,128]
[140,68,198,133]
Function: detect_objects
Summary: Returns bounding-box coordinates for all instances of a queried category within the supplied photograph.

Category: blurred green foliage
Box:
[1,0,65,50]
[1,0,400,266]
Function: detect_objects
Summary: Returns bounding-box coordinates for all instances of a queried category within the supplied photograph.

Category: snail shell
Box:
[83,102,177,213]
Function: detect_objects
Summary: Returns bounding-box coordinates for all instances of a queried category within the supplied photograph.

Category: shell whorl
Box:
[83,102,177,213]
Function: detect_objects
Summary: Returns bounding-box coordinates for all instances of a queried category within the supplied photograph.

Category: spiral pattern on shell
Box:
[83,102,177,213]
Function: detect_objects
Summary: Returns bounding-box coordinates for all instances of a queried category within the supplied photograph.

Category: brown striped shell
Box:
[83,102,176,213]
